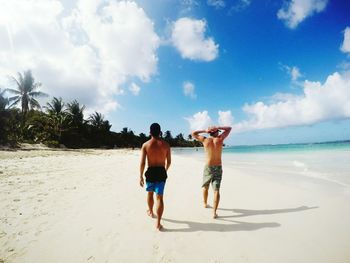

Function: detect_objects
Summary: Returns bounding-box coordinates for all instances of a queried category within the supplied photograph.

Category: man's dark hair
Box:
[209,129,219,137]
[150,123,161,137]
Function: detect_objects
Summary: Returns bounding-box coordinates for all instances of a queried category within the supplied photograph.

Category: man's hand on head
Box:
[207,126,218,133]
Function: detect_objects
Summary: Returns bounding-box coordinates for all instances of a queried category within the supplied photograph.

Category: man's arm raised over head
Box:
[217,126,232,140]
[191,129,207,143]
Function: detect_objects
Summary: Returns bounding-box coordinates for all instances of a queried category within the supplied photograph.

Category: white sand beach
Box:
[1,148,350,263]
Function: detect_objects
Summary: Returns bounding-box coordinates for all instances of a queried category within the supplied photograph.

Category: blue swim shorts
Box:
[146,181,166,195]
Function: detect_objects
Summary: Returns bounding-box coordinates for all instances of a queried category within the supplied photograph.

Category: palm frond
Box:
[29,91,48,98]
[8,98,21,108]
[45,97,65,115]
[8,70,47,114]
[11,75,23,92]
[8,95,20,102]
[5,88,21,95]
[29,98,41,110]
[33,82,42,89]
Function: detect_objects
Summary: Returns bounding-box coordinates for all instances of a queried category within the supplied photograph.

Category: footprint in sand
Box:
[0,231,6,238]
[159,254,173,263]
[152,244,159,256]
[87,255,95,262]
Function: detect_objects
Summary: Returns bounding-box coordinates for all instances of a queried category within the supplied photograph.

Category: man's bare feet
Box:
[204,203,209,208]
[147,210,154,218]
[156,224,163,231]
[213,213,218,219]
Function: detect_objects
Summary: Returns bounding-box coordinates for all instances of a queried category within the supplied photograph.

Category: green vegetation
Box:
[0,71,201,149]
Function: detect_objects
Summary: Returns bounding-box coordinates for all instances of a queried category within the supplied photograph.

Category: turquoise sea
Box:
[225,140,350,153]
[173,141,350,188]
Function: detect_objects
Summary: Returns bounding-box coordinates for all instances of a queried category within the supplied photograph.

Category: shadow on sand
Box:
[218,205,318,219]
[162,205,318,232]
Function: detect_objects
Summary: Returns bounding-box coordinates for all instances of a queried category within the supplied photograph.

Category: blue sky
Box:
[0,0,350,145]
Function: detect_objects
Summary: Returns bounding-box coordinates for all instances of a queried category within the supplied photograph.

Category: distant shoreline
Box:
[1,139,349,152]
[227,139,350,148]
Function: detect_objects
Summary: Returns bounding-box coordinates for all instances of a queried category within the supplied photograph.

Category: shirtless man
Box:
[192,126,232,218]
[140,123,171,230]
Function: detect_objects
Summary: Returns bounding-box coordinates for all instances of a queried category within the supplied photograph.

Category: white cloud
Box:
[171,17,219,61]
[284,65,302,81]
[185,110,234,131]
[207,0,226,9]
[233,71,350,132]
[183,81,197,99]
[337,61,350,71]
[218,110,233,126]
[290,66,302,81]
[341,27,350,53]
[185,111,212,131]
[0,0,159,114]
[277,0,328,29]
[229,0,251,13]
[180,0,199,14]
[129,83,140,96]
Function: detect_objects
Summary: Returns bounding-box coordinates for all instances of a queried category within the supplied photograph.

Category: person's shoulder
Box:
[161,139,170,148]
[142,140,151,148]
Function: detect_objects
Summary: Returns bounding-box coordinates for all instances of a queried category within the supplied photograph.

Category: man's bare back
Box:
[142,138,171,168]
[192,126,231,166]
[203,137,224,166]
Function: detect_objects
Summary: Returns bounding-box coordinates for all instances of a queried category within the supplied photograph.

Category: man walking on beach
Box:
[192,126,232,218]
[140,123,171,230]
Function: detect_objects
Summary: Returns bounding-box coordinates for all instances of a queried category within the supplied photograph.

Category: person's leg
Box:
[213,190,220,218]
[155,194,164,230]
[202,165,211,208]
[154,182,165,230]
[202,186,209,208]
[147,191,154,217]
[212,166,222,218]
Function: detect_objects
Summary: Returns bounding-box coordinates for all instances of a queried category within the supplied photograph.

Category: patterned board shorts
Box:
[202,165,222,191]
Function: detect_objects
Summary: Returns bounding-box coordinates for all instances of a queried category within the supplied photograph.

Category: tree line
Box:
[0,70,202,149]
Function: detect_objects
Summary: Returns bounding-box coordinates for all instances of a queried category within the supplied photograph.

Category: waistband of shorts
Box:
[204,165,222,169]
[147,166,166,170]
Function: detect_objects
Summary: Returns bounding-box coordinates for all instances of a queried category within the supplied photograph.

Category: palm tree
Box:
[7,70,47,115]
[120,127,136,147]
[121,127,129,135]
[88,112,104,129]
[138,132,148,146]
[66,100,85,129]
[0,88,8,110]
[45,97,65,116]
[44,97,68,142]
[89,112,111,131]
[175,133,185,144]
[164,130,173,140]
